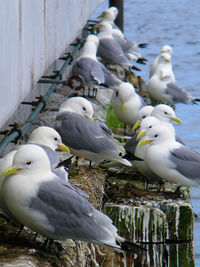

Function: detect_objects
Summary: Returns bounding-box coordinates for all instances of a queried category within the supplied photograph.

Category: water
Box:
[92,0,200,265]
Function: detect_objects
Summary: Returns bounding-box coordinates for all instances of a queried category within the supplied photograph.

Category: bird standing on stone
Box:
[138,125,200,187]
[111,82,145,134]
[55,97,132,166]
[150,45,173,78]
[96,22,141,72]
[71,35,121,98]
[1,144,143,252]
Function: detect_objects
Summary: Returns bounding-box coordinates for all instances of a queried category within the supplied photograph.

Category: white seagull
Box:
[2,144,143,252]
[138,125,200,187]
[55,97,132,166]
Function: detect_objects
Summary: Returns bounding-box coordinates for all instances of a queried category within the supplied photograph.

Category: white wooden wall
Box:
[0,0,103,128]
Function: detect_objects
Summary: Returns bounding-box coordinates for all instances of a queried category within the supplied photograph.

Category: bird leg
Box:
[157,181,165,193]
[123,124,127,135]
[42,238,54,251]
[144,179,149,190]
[33,232,38,241]
[16,224,24,236]
[92,88,97,98]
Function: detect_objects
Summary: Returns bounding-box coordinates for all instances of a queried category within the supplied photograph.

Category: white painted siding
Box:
[0,0,103,128]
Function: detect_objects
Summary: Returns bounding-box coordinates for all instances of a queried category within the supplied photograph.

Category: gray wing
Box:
[37,144,68,181]
[98,38,129,65]
[170,146,200,181]
[72,57,105,85]
[55,112,120,156]
[139,95,146,107]
[36,144,59,167]
[165,82,193,104]
[99,61,121,87]
[114,36,137,53]
[30,178,117,243]
[175,135,185,145]
[95,119,113,136]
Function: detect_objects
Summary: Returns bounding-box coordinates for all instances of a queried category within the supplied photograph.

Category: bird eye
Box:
[26,161,31,165]
[164,111,168,114]
[54,137,58,141]
[142,115,146,118]
[83,106,86,111]
[149,125,152,128]
[154,134,158,137]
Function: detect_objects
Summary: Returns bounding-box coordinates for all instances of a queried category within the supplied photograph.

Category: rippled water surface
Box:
[92,0,200,264]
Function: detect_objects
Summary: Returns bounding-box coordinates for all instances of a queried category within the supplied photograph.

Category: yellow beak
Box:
[171,117,182,124]
[97,12,104,19]
[93,24,100,30]
[57,144,70,153]
[136,130,146,141]
[86,116,94,121]
[138,139,152,147]
[1,166,20,177]
[122,102,125,111]
[133,121,141,131]
[161,49,165,53]
[166,58,170,62]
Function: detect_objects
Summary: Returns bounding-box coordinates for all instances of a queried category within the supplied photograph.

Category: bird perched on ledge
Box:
[55,97,131,166]
[1,144,143,253]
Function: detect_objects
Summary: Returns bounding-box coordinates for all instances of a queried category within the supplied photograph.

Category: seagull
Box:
[148,69,200,105]
[98,7,148,53]
[150,52,175,83]
[96,22,141,72]
[27,126,70,181]
[71,35,121,98]
[138,125,200,187]
[1,144,143,253]
[0,126,72,220]
[111,82,145,134]
[97,6,119,29]
[134,117,162,182]
[112,29,148,64]
[55,97,132,166]
[150,45,173,78]
[124,104,183,163]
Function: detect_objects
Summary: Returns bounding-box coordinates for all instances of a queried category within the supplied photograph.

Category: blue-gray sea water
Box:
[92,0,200,265]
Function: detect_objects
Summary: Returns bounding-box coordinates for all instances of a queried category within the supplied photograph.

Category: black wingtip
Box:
[123,153,144,161]
[120,240,146,254]
[136,57,148,65]
[99,83,109,88]
[138,43,148,48]
[131,65,141,72]
[56,156,74,171]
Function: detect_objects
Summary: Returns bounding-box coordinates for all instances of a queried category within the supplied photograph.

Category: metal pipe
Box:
[109,0,124,32]
[0,40,83,154]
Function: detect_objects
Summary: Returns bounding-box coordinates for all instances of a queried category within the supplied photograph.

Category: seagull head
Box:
[116,82,136,111]
[27,126,70,153]
[160,45,173,55]
[59,97,94,119]
[2,144,52,177]
[137,116,160,141]
[98,7,118,22]
[138,125,176,146]
[151,104,182,124]
[158,53,171,64]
